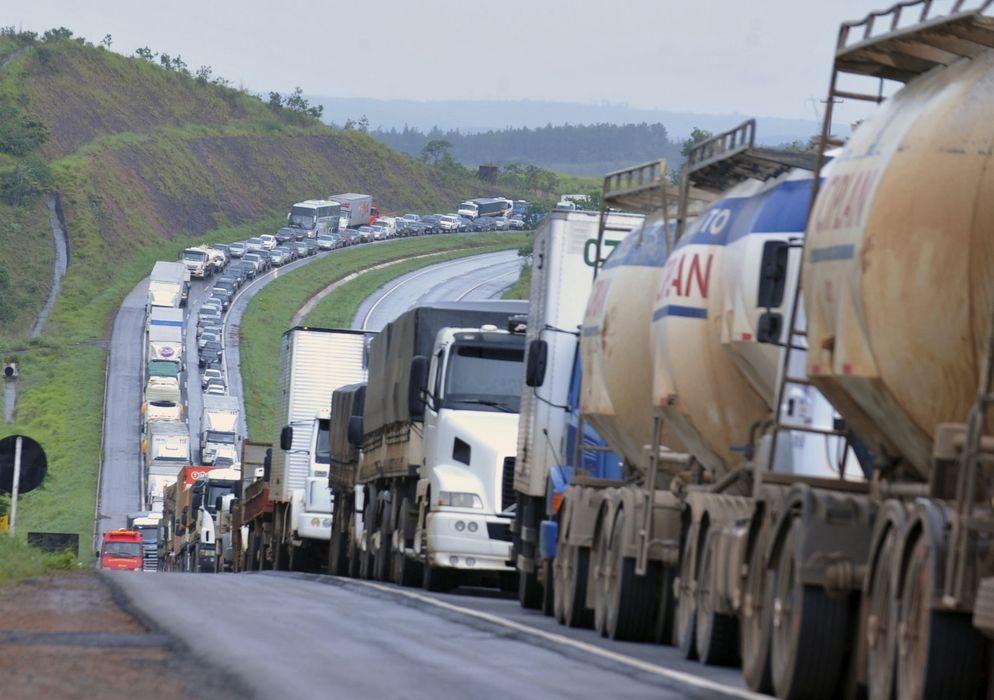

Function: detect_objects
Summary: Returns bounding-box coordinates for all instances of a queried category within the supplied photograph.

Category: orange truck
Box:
[100,529,143,571]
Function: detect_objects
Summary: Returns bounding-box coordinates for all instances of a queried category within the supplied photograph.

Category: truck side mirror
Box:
[263,448,272,481]
[348,415,364,448]
[757,240,789,309]
[756,312,783,344]
[524,339,548,387]
[408,355,429,419]
[215,496,224,512]
[280,425,293,451]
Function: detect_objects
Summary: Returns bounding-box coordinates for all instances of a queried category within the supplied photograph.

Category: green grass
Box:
[502,262,532,300]
[241,232,531,440]
[47,211,286,339]
[0,340,105,559]
[0,199,54,339]
[0,537,77,585]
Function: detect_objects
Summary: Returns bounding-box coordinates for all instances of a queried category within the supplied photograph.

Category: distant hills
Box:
[312,96,847,176]
[310,96,844,145]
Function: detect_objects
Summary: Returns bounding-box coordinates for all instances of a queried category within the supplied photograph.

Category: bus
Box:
[287,200,341,234]
[100,530,143,571]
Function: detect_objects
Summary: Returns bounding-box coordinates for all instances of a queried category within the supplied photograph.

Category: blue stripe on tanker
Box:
[150,320,184,327]
[652,305,708,321]
[600,177,814,274]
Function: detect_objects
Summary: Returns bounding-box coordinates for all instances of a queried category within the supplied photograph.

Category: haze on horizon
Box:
[12,1,892,123]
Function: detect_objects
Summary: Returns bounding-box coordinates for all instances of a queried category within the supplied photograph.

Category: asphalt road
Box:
[353,249,521,330]
[112,571,747,700]
[96,279,148,540]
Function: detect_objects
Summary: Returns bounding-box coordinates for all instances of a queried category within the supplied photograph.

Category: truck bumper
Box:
[426,512,513,571]
[297,512,332,541]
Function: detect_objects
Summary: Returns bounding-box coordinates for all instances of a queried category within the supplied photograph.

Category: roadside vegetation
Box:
[241,232,531,440]
[0,536,77,584]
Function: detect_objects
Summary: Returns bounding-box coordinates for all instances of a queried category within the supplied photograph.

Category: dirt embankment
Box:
[0,573,249,700]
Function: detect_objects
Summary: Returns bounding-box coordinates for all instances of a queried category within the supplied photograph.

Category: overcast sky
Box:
[10,1,893,120]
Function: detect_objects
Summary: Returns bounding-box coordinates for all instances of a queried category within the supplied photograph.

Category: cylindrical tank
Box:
[804,51,994,480]
[580,215,680,471]
[651,172,815,477]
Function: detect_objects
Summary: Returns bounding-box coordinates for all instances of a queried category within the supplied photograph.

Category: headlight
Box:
[437,491,483,509]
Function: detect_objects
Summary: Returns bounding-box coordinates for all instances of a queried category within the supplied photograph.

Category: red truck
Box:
[100,529,143,571]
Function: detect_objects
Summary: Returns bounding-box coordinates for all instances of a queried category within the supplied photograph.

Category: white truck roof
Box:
[269,328,372,502]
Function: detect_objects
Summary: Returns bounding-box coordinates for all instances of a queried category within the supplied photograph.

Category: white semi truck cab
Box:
[413,325,525,574]
[288,407,334,542]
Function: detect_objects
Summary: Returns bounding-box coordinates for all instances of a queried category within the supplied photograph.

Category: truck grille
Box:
[501,457,517,511]
[143,548,158,572]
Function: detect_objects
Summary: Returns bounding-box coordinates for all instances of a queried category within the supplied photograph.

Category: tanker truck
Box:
[546,6,994,700]
[346,301,527,590]
[510,206,644,608]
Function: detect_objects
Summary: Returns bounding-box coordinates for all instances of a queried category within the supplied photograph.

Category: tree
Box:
[421,139,452,165]
[267,91,282,110]
[42,27,73,42]
[357,114,369,133]
[134,46,156,61]
[342,117,356,130]
[196,65,213,84]
[681,127,713,158]
[101,34,112,49]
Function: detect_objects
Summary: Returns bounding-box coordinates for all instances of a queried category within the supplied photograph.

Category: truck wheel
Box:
[562,544,593,629]
[246,527,258,571]
[374,506,393,582]
[391,498,421,587]
[741,526,774,692]
[603,508,657,641]
[653,561,677,645]
[866,524,899,700]
[592,508,613,636]
[695,530,739,665]
[423,563,455,593]
[676,523,699,659]
[541,559,555,616]
[518,567,543,609]
[771,520,849,700]
[329,496,349,577]
[895,533,982,700]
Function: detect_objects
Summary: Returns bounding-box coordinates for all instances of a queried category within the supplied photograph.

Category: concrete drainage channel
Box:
[4,193,70,424]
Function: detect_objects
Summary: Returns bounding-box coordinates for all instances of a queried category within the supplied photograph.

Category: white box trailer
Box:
[147,261,189,310]
[201,394,241,465]
[145,307,184,367]
[328,193,372,230]
[269,327,373,567]
[514,209,643,500]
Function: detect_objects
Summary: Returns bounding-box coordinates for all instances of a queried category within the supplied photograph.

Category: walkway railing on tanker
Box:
[765,0,994,492]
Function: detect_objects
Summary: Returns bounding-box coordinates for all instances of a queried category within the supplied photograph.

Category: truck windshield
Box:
[314,419,330,464]
[134,526,157,544]
[206,431,236,444]
[205,484,235,514]
[103,541,141,557]
[444,344,524,413]
[184,250,207,261]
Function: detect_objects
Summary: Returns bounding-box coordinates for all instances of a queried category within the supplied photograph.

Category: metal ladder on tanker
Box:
[764,0,994,481]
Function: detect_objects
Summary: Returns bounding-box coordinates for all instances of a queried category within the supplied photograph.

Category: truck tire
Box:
[391,497,421,587]
[246,527,258,571]
[676,523,699,659]
[423,563,455,593]
[518,567,543,609]
[542,559,555,616]
[603,508,657,641]
[374,503,393,582]
[562,544,593,629]
[695,530,739,665]
[741,527,774,693]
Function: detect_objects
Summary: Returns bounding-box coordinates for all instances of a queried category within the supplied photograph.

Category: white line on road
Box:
[455,267,520,301]
[349,579,766,700]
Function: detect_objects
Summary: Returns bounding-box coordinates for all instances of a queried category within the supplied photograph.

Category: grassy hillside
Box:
[0,35,489,339]
[0,29,500,552]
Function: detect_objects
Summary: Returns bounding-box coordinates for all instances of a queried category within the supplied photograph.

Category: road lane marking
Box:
[350,579,766,700]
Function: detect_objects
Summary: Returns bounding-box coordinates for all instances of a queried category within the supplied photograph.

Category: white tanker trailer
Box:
[551,5,994,700]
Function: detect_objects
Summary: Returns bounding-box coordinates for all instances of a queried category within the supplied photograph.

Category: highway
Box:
[98,240,758,699]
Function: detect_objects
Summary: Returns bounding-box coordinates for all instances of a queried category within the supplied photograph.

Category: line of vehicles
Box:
[152,5,994,700]
[111,6,994,697]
